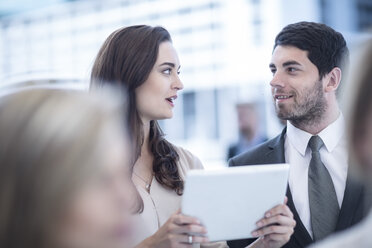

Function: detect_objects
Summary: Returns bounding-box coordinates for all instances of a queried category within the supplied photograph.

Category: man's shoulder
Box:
[229,131,285,167]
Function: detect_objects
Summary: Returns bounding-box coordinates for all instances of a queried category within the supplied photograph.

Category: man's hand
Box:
[250,197,296,248]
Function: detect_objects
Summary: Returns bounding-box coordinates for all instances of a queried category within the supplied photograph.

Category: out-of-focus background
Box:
[1,0,371,168]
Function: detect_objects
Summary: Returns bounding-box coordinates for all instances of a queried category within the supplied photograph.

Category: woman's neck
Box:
[134,120,153,173]
[141,121,151,156]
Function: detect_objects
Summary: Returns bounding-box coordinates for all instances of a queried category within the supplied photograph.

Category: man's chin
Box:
[275,108,293,120]
[277,115,290,121]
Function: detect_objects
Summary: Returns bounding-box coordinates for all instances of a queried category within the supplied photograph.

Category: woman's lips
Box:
[165,96,177,107]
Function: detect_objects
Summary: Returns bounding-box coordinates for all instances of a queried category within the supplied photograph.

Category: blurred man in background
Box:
[227,102,267,160]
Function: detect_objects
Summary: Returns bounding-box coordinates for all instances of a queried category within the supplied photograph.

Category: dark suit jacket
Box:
[227,136,268,161]
[227,128,371,248]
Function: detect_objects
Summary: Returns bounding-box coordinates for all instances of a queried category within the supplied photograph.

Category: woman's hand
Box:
[250,197,296,248]
[137,210,209,248]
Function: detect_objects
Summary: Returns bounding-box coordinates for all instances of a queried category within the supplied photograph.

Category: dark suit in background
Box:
[227,128,371,248]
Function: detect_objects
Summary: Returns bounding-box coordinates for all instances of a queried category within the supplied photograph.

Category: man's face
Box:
[269,45,327,124]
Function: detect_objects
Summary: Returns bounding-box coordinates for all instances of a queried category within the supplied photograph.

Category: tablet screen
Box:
[181,164,289,242]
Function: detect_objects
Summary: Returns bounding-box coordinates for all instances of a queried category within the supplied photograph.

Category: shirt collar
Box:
[286,112,345,156]
[318,113,345,152]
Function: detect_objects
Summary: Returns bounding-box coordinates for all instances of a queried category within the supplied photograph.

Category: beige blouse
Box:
[132,146,228,248]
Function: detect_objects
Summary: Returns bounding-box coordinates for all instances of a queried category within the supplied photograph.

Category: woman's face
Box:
[136,41,184,122]
[55,138,134,248]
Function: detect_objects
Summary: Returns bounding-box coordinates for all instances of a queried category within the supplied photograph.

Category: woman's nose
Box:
[173,75,184,91]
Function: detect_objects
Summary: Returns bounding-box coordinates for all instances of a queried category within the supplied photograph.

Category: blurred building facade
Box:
[0,0,371,166]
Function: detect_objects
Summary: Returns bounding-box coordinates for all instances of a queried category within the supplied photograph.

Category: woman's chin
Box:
[157,113,173,120]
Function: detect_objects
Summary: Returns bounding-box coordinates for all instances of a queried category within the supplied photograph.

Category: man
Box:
[227,102,267,160]
[227,22,370,248]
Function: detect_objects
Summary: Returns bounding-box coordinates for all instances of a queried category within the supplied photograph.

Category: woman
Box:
[91,25,296,248]
[0,88,135,248]
[309,41,372,248]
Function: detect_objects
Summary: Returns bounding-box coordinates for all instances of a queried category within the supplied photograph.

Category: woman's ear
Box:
[324,67,342,93]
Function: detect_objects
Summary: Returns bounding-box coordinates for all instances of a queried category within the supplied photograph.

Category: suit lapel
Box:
[268,128,314,247]
[265,128,286,163]
[336,170,364,230]
[286,187,314,246]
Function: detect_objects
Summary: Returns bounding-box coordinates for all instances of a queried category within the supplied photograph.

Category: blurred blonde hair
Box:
[343,39,372,180]
[0,88,128,248]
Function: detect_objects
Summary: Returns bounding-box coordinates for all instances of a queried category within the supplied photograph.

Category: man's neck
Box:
[290,106,340,135]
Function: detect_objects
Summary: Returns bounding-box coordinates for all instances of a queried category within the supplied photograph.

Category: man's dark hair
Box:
[274,21,349,78]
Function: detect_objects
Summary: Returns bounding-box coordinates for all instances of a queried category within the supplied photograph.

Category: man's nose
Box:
[270,72,285,88]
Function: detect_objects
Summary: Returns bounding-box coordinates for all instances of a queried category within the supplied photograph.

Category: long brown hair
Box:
[90,25,183,197]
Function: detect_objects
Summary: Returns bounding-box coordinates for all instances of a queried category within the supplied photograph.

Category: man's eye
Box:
[177,70,181,75]
[270,68,277,74]
[163,68,171,75]
[288,67,298,73]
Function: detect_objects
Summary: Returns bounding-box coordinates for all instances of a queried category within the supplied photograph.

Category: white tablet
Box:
[181,163,290,242]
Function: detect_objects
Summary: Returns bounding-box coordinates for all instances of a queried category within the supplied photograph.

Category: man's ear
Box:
[324,67,342,93]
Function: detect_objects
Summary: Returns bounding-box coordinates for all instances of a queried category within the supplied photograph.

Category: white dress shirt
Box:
[285,113,348,238]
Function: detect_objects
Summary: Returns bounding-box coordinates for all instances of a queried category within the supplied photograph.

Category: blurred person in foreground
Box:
[228,22,371,248]
[227,102,268,160]
[91,25,295,248]
[309,40,372,248]
[0,88,135,248]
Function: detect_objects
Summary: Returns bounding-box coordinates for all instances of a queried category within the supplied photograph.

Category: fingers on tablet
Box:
[252,225,291,237]
[173,214,201,225]
[173,224,208,235]
[256,215,295,230]
[264,204,293,219]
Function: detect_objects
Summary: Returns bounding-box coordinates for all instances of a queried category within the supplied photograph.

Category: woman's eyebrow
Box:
[159,62,175,67]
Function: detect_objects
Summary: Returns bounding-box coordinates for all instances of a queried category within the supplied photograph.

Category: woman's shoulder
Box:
[309,211,372,248]
[173,145,204,170]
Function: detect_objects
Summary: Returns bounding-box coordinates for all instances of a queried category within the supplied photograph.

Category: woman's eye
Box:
[163,68,171,75]
[177,70,181,75]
